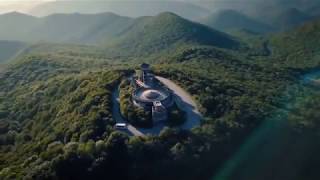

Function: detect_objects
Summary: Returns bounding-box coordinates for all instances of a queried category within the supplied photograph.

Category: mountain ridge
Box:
[201,9,275,33]
[273,8,314,31]
[29,0,210,20]
[103,12,241,57]
[0,11,133,43]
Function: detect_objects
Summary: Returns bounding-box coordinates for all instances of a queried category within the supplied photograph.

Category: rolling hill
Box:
[104,12,241,56]
[200,10,274,33]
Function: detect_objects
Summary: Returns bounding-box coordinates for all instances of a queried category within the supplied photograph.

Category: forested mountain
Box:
[0,12,133,44]
[31,12,134,44]
[103,12,241,57]
[29,0,210,20]
[1,7,320,180]
[0,12,241,58]
[0,9,314,47]
[270,8,314,31]
[186,0,320,18]
[270,18,320,70]
[200,8,316,33]
[0,11,239,51]
[201,10,274,34]
[0,12,38,41]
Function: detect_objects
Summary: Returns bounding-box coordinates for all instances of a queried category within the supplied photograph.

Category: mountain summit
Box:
[105,12,240,56]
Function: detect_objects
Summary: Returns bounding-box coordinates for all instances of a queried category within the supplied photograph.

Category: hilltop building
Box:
[132,63,173,123]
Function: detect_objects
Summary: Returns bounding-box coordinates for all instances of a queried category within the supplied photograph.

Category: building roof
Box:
[141,89,161,100]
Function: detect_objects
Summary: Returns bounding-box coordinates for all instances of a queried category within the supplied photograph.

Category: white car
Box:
[115,123,127,130]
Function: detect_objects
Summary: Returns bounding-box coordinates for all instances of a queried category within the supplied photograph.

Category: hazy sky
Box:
[0,0,52,4]
[0,0,54,13]
[0,0,318,16]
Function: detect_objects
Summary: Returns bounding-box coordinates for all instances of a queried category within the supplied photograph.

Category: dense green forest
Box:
[0,12,320,180]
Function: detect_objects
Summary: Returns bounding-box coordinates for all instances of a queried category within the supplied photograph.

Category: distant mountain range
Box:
[0,6,316,61]
[200,8,317,34]
[0,0,316,41]
[186,0,320,16]
[0,8,316,52]
[0,11,240,59]
[200,10,275,33]
[271,18,320,56]
[260,8,314,31]
[28,0,210,20]
[0,12,133,44]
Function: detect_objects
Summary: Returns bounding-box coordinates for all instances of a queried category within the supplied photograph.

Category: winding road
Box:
[156,76,202,129]
[111,76,202,136]
[112,87,146,137]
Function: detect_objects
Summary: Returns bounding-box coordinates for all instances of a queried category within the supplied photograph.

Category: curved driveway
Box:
[111,87,146,137]
[112,76,202,136]
[155,76,202,129]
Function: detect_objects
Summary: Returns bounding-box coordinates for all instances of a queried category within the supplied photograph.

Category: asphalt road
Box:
[111,76,202,136]
[155,76,202,129]
[111,87,146,137]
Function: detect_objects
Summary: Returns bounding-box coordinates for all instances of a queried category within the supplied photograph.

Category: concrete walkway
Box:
[111,76,202,136]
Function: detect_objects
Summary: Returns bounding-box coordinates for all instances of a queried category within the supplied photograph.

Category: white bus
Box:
[115,123,127,130]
